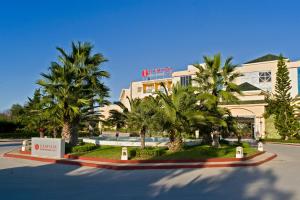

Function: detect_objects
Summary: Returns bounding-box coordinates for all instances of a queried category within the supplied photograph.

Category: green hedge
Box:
[134,148,165,159]
[0,131,39,139]
[0,120,21,133]
[70,143,98,153]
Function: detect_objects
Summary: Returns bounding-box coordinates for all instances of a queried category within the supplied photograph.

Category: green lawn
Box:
[150,144,257,160]
[73,146,136,160]
[72,143,258,160]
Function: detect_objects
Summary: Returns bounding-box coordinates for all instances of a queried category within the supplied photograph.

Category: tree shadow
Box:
[0,159,294,200]
[148,167,293,200]
[0,143,21,147]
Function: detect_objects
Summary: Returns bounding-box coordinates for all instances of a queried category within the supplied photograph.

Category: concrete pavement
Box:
[0,141,299,200]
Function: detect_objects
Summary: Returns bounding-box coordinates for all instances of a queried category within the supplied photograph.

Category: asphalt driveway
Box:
[0,141,299,200]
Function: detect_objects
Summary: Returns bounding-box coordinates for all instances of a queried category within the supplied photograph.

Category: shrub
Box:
[129,132,140,137]
[0,120,22,133]
[129,149,136,158]
[0,131,39,139]
[135,148,165,159]
[70,143,98,153]
[220,139,230,145]
[65,143,73,154]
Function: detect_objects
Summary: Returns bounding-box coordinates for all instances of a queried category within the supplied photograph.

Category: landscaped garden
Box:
[67,141,258,160]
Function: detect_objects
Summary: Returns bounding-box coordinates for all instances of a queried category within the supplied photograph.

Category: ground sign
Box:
[31,138,65,158]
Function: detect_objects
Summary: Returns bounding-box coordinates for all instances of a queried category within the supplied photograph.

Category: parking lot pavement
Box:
[0,142,299,200]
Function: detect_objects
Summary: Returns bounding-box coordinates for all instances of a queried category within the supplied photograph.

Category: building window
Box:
[259,72,271,83]
[180,76,191,86]
[158,86,166,93]
[137,87,142,93]
[145,85,154,93]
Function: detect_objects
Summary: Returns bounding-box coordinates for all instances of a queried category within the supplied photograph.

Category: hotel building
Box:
[104,54,300,139]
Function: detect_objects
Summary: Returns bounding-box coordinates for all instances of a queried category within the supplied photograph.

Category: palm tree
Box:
[105,102,128,131]
[157,84,202,152]
[126,96,158,149]
[37,42,110,146]
[193,54,242,147]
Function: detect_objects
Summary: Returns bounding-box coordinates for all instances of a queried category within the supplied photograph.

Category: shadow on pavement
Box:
[0,143,21,147]
[0,157,294,200]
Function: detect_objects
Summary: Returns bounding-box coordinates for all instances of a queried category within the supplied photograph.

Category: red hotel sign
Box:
[141,67,173,78]
[31,138,65,158]
[35,144,57,152]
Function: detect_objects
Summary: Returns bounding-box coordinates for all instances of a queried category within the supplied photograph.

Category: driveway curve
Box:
[0,141,299,200]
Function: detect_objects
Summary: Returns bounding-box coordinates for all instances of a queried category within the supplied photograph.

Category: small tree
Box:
[126,97,158,149]
[157,84,202,152]
[267,55,297,139]
[105,102,128,131]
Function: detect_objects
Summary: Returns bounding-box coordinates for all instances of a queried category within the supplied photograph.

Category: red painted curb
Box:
[3,152,277,170]
[19,150,31,155]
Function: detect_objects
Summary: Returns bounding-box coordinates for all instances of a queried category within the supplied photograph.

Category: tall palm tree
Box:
[37,42,110,146]
[157,84,203,152]
[193,54,242,147]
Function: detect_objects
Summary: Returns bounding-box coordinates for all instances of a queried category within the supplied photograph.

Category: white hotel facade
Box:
[102,55,300,139]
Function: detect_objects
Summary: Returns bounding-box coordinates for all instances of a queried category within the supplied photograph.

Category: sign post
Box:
[31,138,65,158]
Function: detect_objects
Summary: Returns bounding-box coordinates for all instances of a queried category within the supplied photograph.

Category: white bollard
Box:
[236,146,244,158]
[195,130,200,139]
[121,147,128,160]
[21,140,29,151]
[21,146,26,151]
[258,142,264,152]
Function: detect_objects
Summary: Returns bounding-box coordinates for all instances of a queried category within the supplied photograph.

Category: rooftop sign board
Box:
[141,67,173,80]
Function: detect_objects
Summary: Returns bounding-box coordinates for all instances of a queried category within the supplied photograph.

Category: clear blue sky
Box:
[1,0,300,111]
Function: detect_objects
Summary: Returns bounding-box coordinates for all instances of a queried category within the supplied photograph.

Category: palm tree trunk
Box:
[168,132,183,152]
[62,121,71,142]
[53,128,58,138]
[70,124,78,146]
[140,127,146,149]
[202,133,212,144]
[211,131,221,148]
[62,121,78,146]
[39,130,44,138]
[169,130,175,143]
[237,135,242,144]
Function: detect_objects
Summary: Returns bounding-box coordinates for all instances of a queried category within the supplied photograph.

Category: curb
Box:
[3,151,277,170]
[266,142,300,147]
